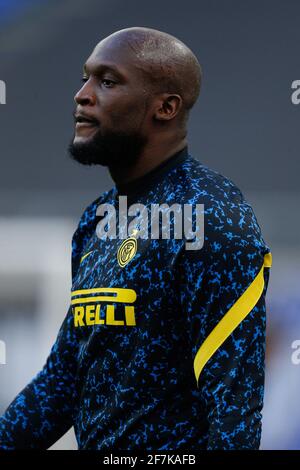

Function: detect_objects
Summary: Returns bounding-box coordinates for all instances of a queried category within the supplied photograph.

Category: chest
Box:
[71,232,183,332]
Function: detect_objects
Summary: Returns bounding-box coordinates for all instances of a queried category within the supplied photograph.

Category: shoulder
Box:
[176,155,263,236]
[71,188,114,280]
[173,155,269,268]
[171,154,244,207]
[76,188,114,231]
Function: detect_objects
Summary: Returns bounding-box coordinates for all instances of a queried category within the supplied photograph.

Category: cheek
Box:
[96,91,148,128]
[116,98,148,128]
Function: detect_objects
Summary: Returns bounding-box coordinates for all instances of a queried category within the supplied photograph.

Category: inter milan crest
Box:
[117,229,138,268]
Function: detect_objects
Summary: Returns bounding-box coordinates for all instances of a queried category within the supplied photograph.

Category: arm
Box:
[0,195,102,449]
[0,201,99,450]
[178,202,271,449]
[0,306,79,449]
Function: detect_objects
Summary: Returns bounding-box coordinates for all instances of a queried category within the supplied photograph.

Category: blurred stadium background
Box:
[0,0,299,450]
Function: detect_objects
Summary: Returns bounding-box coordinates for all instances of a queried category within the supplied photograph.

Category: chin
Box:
[73,134,93,145]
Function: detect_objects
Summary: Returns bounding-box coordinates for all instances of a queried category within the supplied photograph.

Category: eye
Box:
[80,77,116,87]
[101,78,116,88]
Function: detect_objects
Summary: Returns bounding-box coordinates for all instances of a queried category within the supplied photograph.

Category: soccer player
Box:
[0,27,271,450]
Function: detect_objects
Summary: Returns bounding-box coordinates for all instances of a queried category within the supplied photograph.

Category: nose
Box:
[74,80,96,106]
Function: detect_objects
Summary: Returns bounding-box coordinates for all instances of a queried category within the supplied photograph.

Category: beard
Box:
[68,126,147,170]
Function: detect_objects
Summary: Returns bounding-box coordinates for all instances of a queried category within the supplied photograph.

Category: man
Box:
[0,27,271,450]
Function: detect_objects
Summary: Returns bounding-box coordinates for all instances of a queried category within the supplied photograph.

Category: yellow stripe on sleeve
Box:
[193,252,272,386]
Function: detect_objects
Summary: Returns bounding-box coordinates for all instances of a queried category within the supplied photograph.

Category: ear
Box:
[153,93,183,121]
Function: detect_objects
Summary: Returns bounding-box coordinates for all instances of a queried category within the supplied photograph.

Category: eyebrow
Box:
[83,63,126,80]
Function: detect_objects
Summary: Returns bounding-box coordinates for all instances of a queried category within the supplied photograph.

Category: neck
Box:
[108,137,188,185]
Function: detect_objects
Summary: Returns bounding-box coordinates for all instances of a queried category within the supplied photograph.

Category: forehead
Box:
[84,38,142,80]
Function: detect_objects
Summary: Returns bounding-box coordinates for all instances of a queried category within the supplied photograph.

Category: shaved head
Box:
[94,26,202,124]
[71,26,202,177]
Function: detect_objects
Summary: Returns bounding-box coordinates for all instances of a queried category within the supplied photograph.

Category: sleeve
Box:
[0,307,79,449]
[177,198,271,450]
[0,197,101,450]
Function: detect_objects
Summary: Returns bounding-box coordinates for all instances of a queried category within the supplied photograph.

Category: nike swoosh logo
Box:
[80,250,94,264]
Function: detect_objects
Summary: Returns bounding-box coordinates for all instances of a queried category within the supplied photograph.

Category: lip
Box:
[75,121,97,129]
[74,111,98,124]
